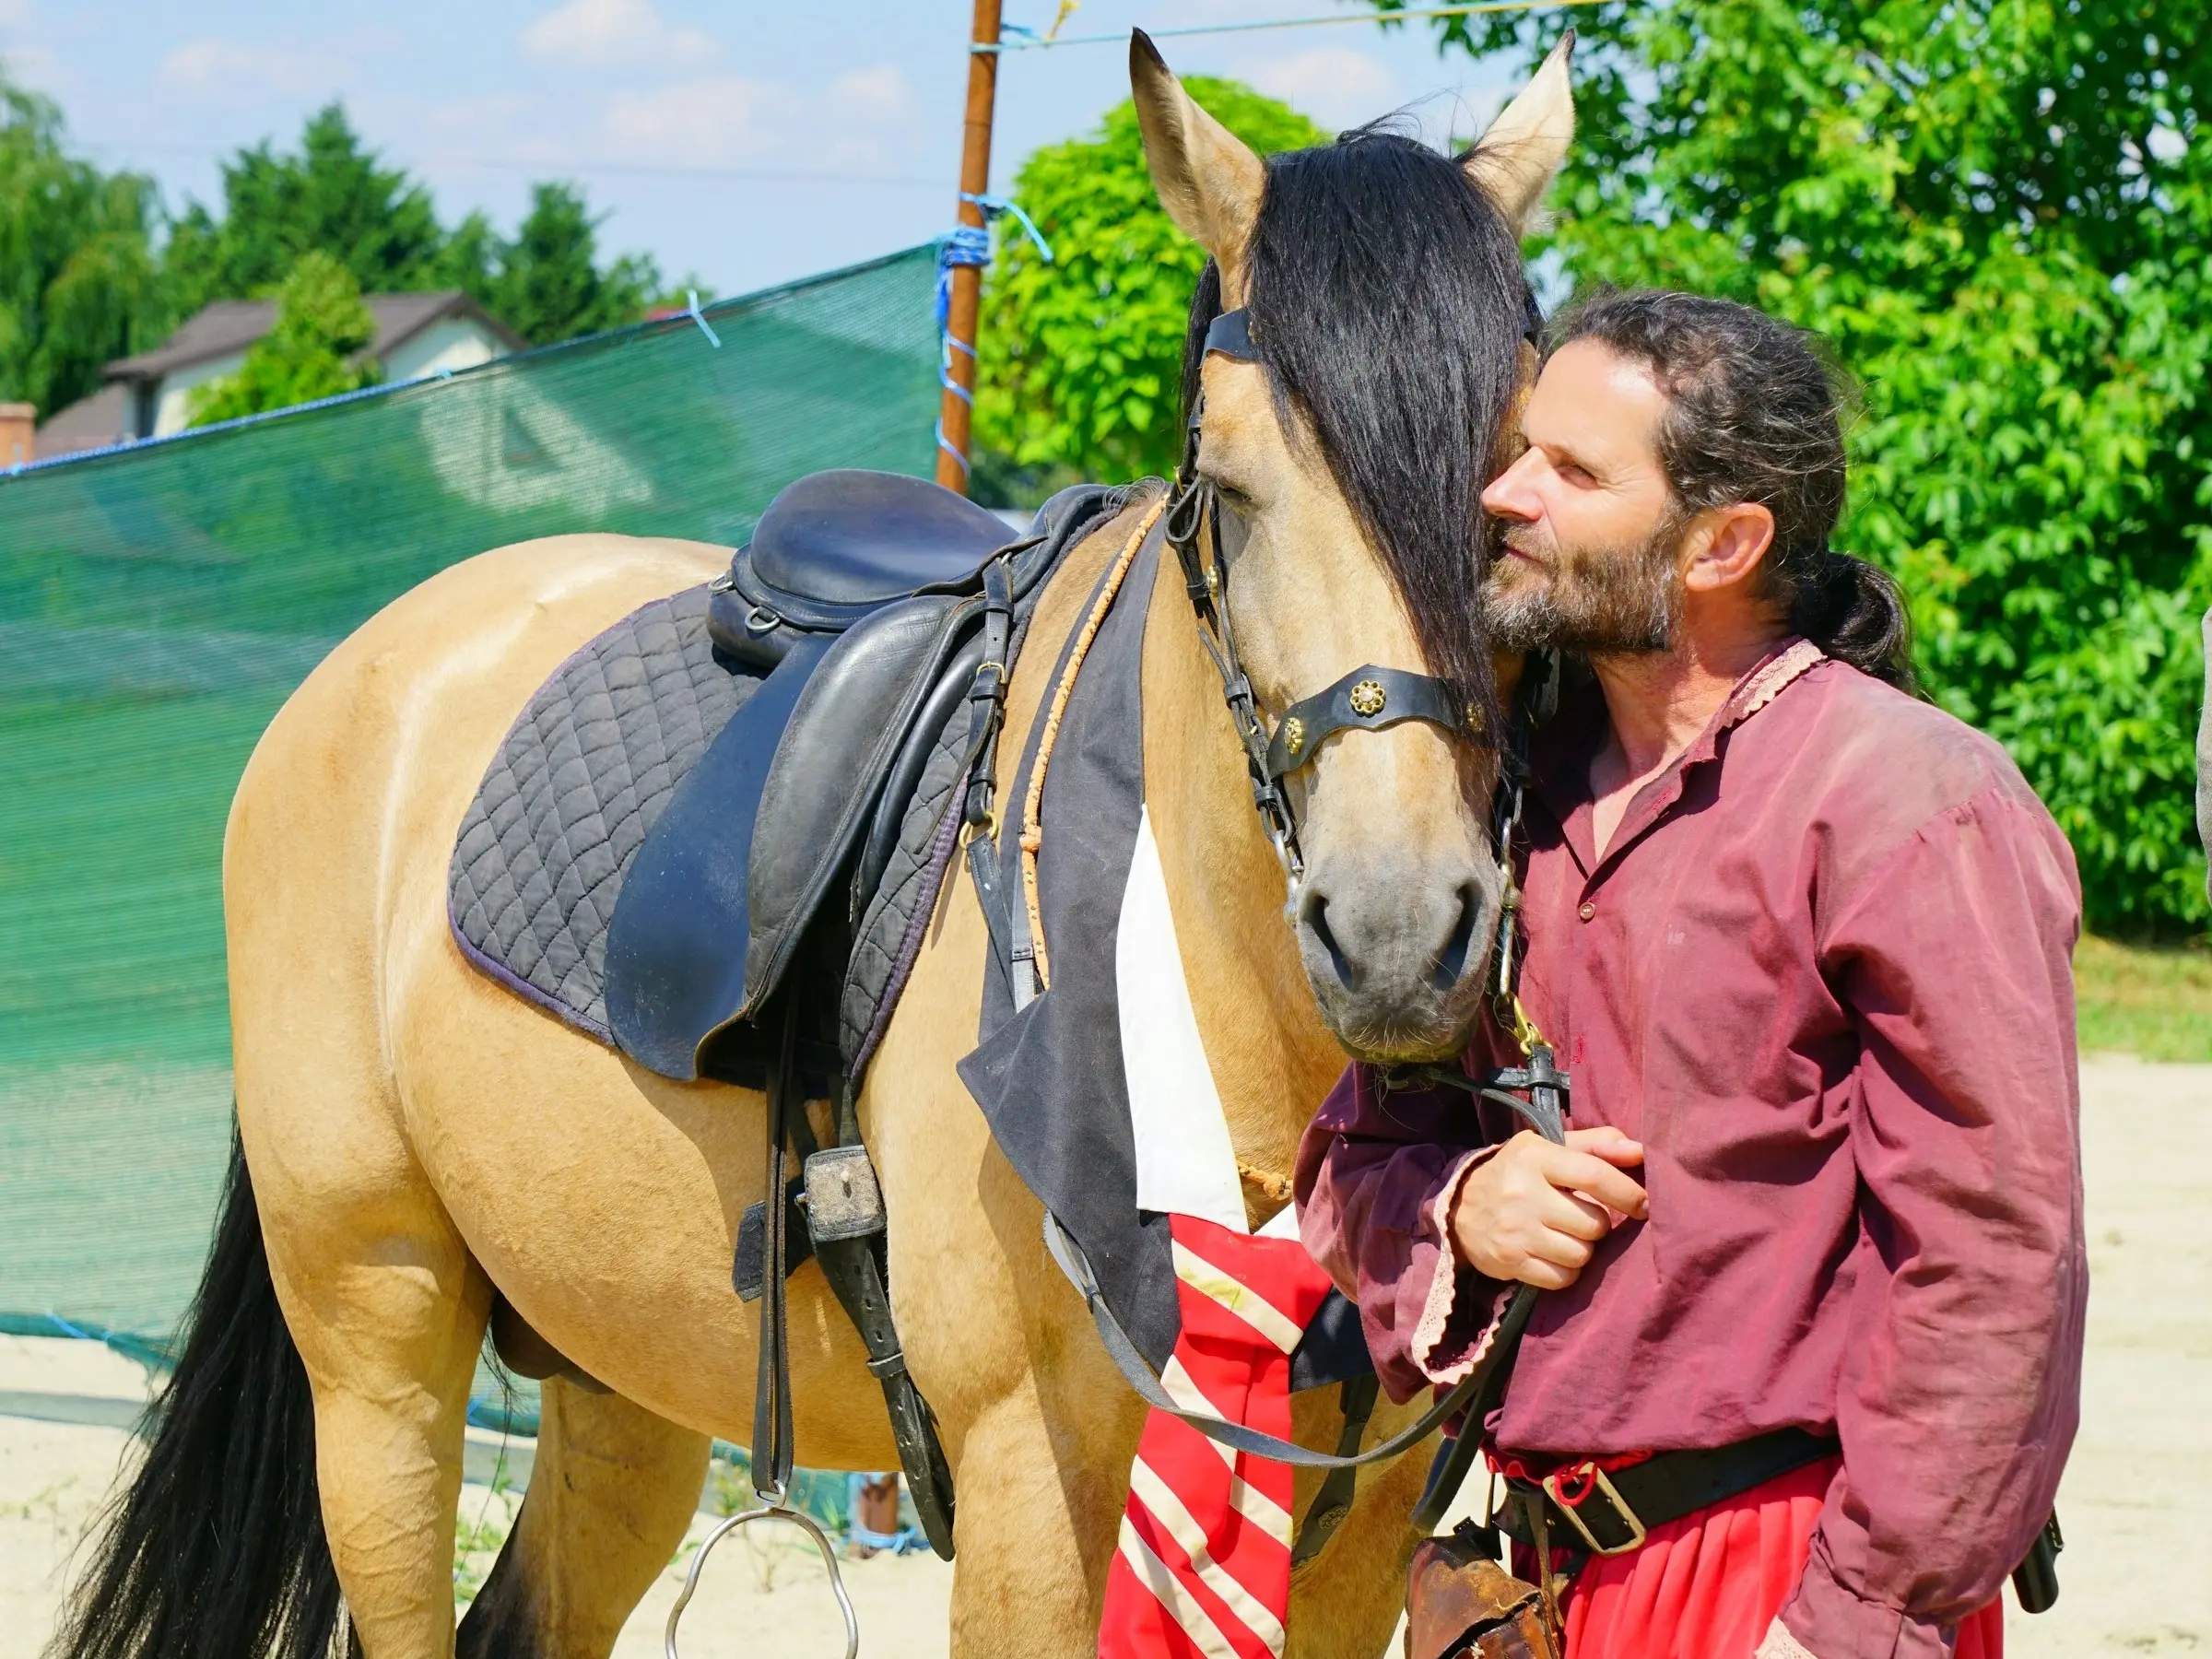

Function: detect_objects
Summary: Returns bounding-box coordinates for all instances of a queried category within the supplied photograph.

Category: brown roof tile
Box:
[106,290,524,380]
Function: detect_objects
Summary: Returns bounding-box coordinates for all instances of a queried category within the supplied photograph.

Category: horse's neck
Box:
[1136,548,1347,1200]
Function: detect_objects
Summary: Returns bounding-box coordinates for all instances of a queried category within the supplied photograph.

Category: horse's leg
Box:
[458,1377,709,1659]
[244,1100,492,1659]
[938,1388,1116,1658]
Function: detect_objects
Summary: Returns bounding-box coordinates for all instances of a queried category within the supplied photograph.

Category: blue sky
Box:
[0,0,1524,299]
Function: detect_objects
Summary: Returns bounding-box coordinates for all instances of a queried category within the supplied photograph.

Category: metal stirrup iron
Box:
[665,1502,859,1659]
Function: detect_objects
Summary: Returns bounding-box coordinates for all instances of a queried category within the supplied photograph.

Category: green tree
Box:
[162,104,460,319]
[483,182,664,346]
[0,75,164,416]
[975,79,1328,492]
[1399,0,2212,931]
[158,106,667,348]
[186,251,379,426]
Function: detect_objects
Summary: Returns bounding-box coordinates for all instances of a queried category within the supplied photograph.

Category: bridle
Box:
[1163,291,1545,918]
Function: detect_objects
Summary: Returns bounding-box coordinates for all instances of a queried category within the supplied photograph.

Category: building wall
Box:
[150,352,249,437]
[140,320,508,438]
[383,320,507,385]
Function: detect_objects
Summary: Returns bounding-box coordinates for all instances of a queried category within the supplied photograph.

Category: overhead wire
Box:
[72,139,945,189]
[979,0,1589,52]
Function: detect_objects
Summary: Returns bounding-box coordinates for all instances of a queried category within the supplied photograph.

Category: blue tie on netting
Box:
[935,192,1053,478]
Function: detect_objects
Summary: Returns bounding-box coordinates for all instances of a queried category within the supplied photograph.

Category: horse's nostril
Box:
[1430,884,1479,994]
[1301,892,1357,991]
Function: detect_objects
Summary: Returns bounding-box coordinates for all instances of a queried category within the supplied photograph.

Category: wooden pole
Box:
[936,0,1005,494]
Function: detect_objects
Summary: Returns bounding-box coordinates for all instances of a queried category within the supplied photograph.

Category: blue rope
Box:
[935,193,1055,476]
[685,288,722,348]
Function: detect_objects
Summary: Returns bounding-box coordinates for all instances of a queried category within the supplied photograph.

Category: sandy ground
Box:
[4,1056,2206,1657]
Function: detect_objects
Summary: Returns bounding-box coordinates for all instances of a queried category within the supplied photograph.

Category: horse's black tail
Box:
[53,1126,348,1659]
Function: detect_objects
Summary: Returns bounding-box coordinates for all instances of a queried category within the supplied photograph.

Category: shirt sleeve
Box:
[1782,786,2088,1657]
[1293,1063,1510,1404]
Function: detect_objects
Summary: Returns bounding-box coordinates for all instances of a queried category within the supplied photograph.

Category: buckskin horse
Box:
[58,35,1573,1659]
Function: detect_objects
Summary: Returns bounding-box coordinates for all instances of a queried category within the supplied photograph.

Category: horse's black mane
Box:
[1181,124,1528,752]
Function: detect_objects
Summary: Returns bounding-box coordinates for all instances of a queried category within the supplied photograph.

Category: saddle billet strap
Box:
[961,559,1016,836]
[803,1140,959,1559]
[972,500,1167,1006]
[750,996,803,1502]
[1264,665,1466,781]
[959,556,1021,982]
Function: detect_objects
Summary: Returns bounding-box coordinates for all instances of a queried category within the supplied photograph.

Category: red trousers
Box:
[1518,1458,2004,1659]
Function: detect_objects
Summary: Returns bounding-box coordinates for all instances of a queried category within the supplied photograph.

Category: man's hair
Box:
[1549,289,1916,690]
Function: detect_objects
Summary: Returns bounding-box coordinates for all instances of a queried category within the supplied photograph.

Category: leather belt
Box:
[1496,1427,1840,1558]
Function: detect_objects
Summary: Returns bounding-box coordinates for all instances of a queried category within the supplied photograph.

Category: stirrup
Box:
[664,1500,860,1659]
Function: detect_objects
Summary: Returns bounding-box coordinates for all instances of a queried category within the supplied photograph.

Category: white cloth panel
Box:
[1117,806,1249,1232]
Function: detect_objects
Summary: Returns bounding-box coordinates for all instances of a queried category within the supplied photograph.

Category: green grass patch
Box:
[2074,935,2212,1062]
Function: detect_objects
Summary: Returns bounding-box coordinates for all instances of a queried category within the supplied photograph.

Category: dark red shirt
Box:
[1296,641,2087,1658]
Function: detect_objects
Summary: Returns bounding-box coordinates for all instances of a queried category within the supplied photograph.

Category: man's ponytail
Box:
[1790,551,1916,692]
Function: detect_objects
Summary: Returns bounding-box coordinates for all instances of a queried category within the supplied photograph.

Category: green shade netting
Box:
[0,243,942,1437]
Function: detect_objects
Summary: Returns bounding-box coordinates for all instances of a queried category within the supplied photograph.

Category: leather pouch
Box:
[1405,1524,1558,1659]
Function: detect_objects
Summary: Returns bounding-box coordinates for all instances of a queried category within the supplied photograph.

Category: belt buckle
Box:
[1540,1462,1648,1556]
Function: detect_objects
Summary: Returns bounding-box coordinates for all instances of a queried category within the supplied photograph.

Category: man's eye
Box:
[1556,461,1596,487]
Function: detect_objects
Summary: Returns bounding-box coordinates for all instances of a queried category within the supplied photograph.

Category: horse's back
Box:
[232,532,726,864]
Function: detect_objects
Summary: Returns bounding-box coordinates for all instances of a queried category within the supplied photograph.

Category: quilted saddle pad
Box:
[447,583,759,1042]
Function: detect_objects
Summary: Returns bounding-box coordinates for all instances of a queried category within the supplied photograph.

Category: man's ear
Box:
[1681,502,1778,594]
[1130,29,1266,295]
[1464,31,1576,231]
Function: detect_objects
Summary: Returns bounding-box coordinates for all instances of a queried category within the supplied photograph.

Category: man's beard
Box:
[1483,514,1686,655]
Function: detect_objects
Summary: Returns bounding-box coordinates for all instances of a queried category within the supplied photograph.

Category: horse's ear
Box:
[1130,29,1266,288]
[1464,31,1576,231]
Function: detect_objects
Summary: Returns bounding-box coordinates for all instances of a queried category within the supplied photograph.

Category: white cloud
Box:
[428,91,530,134]
[1241,45,1399,132]
[522,0,719,70]
[594,63,928,171]
[827,64,912,125]
[1,42,56,87]
[0,0,32,29]
[601,75,799,166]
[158,39,347,98]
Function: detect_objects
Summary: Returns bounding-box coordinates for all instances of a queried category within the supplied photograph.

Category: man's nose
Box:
[1481,448,1544,522]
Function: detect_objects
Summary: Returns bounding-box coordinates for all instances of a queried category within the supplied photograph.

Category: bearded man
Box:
[1296,291,2086,1659]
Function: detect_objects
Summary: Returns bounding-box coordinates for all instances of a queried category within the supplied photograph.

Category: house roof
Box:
[105,290,525,382]
[31,382,134,460]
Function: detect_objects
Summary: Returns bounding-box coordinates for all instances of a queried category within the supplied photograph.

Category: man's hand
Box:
[1449,1126,1647,1289]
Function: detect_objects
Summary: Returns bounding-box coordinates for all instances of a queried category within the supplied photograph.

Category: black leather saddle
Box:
[605,469,1038,1087]
[707,468,1014,667]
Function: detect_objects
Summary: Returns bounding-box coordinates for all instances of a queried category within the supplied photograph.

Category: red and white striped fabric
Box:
[1098,1213,1337,1659]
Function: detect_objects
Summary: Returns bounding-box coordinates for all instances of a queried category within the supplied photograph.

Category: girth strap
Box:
[803,1138,959,1559]
[747,997,802,1502]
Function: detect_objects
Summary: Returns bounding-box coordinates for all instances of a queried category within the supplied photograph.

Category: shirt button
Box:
[1578,901,1596,921]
